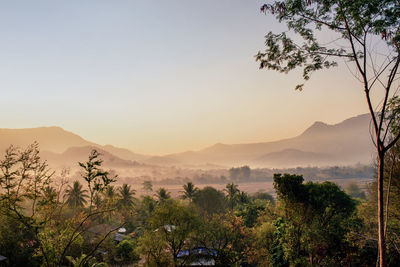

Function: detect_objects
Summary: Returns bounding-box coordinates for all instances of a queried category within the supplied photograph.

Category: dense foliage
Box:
[0,144,399,266]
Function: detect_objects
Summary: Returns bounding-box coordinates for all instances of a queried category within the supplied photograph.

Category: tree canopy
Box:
[257,1,400,265]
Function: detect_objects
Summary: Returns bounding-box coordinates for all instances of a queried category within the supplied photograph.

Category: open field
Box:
[130,177,374,198]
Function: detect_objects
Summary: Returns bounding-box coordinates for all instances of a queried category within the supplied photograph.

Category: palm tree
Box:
[224,183,240,211]
[103,185,117,206]
[118,184,136,208]
[43,186,57,202]
[180,182,199,202]
[93,192,103,210]
[155,187,171,203]
[39,186,57,207]
[238,191,250,204]
[65,181,89,209]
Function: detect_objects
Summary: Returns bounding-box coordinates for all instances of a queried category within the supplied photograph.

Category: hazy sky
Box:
[0,0,371,155]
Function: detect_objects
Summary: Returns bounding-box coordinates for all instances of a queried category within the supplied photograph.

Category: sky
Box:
[0,0,371,155]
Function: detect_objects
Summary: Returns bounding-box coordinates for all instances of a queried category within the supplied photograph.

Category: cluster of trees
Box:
[1,144,400,266]
[228,166,251,182]
[153,165,374,186]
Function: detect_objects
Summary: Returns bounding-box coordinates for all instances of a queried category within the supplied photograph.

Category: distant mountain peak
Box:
[313,121,327,126]
[300,120,330,136]
[199,142,229,153]
[212,142,226,147]
[309,121,329,129]
[161,113,374,167]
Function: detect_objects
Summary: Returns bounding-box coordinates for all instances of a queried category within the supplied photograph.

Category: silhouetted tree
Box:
[65,181,88,209]
[79,149,115,210]
[155,188,171,203]
[118,184,136,208]
[180,182,199,202]
[257,2,400,265]
[224,183,240,211]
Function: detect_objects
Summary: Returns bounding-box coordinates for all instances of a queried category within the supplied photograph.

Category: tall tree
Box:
[273,173,358,265]
[180,182,199,202]
[256,1,400,265]
[41,186,58,205]
[140,201,200,266]
[193,186,227,216]
[224,183,240,211]
[0,143,54,265]
[367,108,400,264]
[155,188,171,203]
[79,149,115,210]
[65,181,88,209]
[118,184,136,208]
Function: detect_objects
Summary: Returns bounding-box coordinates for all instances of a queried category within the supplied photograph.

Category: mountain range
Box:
[0,114,376,169]
[155,113,375,167]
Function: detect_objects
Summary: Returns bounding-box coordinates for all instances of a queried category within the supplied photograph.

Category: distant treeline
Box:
[153,164,374,185]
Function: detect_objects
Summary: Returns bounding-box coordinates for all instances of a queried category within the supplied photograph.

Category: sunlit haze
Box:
[0,0,370,155]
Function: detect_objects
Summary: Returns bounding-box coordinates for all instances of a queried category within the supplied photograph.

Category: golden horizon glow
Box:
[0,1,372,155]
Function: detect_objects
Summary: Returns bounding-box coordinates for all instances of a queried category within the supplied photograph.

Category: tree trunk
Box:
[378,150,387,267]
[384,151,395,237]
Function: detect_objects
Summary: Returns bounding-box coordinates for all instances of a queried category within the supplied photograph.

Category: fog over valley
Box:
[0,113,375,186]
